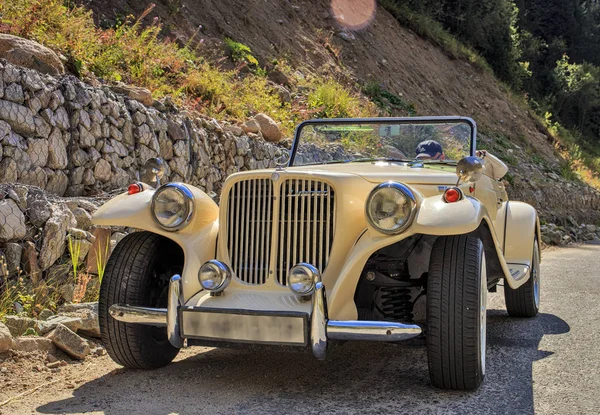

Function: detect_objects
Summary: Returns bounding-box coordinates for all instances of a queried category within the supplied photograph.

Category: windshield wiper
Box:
[410,159,457,165]
[331,157,413,164]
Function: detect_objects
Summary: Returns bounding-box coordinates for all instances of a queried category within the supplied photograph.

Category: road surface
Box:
[2,244,599,414]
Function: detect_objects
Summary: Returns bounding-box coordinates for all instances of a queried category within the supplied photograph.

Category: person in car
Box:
[415,140,446,160]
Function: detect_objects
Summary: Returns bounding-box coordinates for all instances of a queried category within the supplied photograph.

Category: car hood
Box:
[281,162,459,185]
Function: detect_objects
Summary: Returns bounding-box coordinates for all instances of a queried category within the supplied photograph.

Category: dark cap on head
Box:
[415,140,443,158]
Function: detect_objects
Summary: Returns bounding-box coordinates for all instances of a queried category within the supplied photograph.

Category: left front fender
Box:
[412,195,487,236]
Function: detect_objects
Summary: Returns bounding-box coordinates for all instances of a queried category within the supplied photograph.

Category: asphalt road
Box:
[5,244,600,414]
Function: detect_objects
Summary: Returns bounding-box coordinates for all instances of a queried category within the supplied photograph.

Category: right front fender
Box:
[92,183,220,301]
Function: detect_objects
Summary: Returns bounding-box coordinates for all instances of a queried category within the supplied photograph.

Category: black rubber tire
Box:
[504,237,540,318]
[426,234,486,390]
[99,231,180,369]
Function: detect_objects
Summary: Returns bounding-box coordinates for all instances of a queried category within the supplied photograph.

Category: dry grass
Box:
[0,0,375,135]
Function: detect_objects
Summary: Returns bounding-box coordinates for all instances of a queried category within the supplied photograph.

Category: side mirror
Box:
[141,157,166,188]
[456,156,483,185]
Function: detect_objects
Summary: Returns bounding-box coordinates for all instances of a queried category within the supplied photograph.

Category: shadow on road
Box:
[37,311,569,415]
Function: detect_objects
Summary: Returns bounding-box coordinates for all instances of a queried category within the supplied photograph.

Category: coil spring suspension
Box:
[379,286,413,322]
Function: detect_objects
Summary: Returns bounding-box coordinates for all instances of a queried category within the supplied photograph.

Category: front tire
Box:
[504,237,540,317]
[427,235,487,390]
[99,231,182,369]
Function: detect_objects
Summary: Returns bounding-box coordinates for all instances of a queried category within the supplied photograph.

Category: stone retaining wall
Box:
[0,59,287,199]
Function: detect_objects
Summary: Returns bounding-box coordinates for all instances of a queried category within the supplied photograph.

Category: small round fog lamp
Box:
[198,260,231,293]
[288,263,319,295]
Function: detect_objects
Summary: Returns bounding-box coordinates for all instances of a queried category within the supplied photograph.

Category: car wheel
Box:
[99,231,181,369]
[426,235,487,390]
[504,237,540,317]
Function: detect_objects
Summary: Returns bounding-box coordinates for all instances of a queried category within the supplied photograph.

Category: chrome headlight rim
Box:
[151,183,195,231]
[198,260,232,293]
[365,181,417,235]
[288,263,319,295]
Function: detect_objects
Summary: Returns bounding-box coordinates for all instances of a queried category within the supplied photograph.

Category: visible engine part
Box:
[354,235,429,324]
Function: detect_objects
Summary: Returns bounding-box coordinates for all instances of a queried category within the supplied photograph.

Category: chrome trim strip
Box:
[311,280,328,360]
[168,274,184,348]
[327,320,422,341]
[109,304,167,326]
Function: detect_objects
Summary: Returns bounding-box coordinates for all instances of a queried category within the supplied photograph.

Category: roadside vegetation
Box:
[383,0,600,188]
[0,238,105,320]
[0,0,376,135]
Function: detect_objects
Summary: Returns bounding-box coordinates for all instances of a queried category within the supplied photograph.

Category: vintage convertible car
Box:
[93,116,541,390]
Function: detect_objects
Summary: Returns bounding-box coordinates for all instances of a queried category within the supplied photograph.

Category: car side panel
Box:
[327,196,521,320]
[503,200,541,267]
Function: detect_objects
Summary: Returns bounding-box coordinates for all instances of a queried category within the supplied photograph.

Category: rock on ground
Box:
[59,302,100,338]
[37,315,83,335]
[46,324,90,360]
[12,336,55,353]
[0,322,12,353]
[0,34,64,75]
[4,315,38,337]
[110,83,153,106]
[253,113,281,142]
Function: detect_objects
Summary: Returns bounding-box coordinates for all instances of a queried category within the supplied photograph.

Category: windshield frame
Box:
[288,116,477,166]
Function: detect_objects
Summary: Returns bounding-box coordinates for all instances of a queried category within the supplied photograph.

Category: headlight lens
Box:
[289,263,318,295]
[151,183,194,231]
[198,260,231,292]
[366,182,416,234]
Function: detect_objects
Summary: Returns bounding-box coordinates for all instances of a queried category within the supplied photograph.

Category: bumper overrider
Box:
[109,271,422,359]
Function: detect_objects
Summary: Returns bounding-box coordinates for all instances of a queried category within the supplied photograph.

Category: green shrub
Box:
[363,81,416,115]
[224,38,259,67]
[307,80,375,118]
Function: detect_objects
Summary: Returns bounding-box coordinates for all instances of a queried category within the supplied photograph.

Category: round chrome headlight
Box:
[198,260,231,292]
[365,182,416,234]
[151,183,194,231]
[288,263,318,295]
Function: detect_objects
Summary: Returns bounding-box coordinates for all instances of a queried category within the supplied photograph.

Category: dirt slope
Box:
[85,1,539,138]
[82,0,599,222]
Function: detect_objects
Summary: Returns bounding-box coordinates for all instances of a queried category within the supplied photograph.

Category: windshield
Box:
[290,118,475,166]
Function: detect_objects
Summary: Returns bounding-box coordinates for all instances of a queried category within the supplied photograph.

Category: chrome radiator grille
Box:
[227,178,273,284]
[276,179,335,285]
[225,177,335,286]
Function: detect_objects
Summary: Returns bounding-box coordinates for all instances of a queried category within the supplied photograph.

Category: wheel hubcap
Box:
[480,255,487,376]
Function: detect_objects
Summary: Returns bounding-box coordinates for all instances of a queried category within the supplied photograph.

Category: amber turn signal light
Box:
[128,182,143,195]
[443,187,462,203]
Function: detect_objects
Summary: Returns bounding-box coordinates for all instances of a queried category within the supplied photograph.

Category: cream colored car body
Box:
[93,155,540,321]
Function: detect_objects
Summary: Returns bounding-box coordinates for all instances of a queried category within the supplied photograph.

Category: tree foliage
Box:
[389,0,600,144]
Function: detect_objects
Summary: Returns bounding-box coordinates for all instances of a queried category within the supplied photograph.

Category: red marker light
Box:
[128,183,143,195]
[443,187,462,203]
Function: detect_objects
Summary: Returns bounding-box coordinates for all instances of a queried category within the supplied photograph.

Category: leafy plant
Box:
[67,235,82,282]
[363,81,416,115]
[95,237,111,283]
[224,38,259,67]
[307,80,375,118]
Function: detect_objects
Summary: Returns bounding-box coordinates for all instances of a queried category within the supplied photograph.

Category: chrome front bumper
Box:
[109,275,422,359]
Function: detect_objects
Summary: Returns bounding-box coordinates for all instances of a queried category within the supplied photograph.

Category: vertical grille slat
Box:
[226,177,334,286]
[227,178,273,285]
[276,178,335,286]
